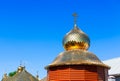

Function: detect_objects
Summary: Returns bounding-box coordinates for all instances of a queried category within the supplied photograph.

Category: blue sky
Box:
[0,0,120,79]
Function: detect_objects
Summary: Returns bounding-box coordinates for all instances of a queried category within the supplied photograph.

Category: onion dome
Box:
[45,13,110,70]
[63,24,90,50]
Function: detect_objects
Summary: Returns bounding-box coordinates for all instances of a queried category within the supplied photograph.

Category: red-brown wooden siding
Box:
[47,65,108,81]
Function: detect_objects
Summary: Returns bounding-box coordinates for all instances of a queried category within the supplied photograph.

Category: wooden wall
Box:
[47,65,108,81]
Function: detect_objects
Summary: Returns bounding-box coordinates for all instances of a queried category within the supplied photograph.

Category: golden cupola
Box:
[63,13,90,51]
[45,14,110,69]
[63,24,90,51]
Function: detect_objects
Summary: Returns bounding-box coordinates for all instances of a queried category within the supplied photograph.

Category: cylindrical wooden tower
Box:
[45,14,110,81]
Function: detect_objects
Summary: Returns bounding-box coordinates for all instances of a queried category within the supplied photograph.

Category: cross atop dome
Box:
[72,13,78,27]
[62,13,90,51]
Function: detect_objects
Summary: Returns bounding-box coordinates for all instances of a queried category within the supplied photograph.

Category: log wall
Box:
[47,65,108,81]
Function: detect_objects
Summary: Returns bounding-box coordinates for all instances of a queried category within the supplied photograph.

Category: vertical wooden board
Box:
[97,67,105,81]
[104,68,108,81]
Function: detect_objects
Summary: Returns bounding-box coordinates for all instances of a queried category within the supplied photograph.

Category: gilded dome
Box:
[63,24,90,50]
[45,49,110,69]
[45,14,110,70]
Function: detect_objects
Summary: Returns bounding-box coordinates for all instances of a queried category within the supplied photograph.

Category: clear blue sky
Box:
[0,0,120,80]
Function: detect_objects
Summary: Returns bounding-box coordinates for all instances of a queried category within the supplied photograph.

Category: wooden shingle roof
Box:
[2,67,39,81]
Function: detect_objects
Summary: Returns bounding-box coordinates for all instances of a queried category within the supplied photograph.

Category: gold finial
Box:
[17,61,25,73]
[17,66,25,73]
[72,13,78,26]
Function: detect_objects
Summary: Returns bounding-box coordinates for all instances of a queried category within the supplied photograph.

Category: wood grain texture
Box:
[47,65,108,81]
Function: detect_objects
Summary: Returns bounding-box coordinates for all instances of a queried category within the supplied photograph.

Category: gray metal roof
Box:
[103,57,120,76]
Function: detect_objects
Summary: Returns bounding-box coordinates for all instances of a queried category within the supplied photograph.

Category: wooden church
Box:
[45,14,110,81]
